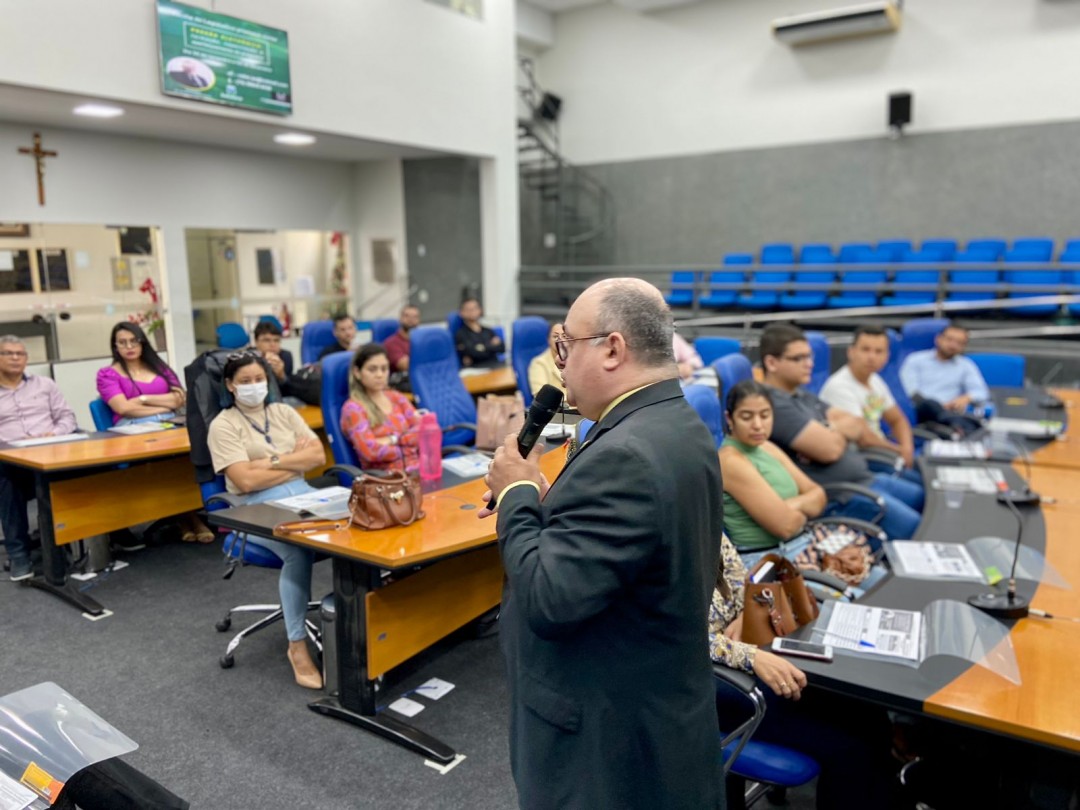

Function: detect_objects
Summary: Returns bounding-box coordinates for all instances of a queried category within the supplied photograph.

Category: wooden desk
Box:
[295,404,324,431]
[0,429,202,615]
[1024,389,1077,471]
[460,366,517,396]
[209,449,566,762]
[922,464,1080,750]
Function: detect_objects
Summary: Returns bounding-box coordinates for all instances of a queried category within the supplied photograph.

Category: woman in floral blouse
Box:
[710,533,897,808]
[340,343,421,472]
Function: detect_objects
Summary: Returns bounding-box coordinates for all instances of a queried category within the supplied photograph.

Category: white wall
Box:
[0,122,356,371]
[537,0,1080,164]
[0,0,515,158]
[352,160,409,320]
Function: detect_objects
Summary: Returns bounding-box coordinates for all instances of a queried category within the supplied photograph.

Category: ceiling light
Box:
[73,103,125,118]
[273,132,316,146]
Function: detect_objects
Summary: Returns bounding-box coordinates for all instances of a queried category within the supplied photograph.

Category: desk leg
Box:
[307,558,456,763]
[25,472,105,616]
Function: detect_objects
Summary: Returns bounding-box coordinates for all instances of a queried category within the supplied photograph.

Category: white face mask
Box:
[233,382,268,407]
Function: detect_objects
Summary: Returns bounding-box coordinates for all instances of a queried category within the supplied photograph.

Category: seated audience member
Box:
[719,380,827,553]
[454,297,502,368]
[527,322,566,397]
[383,304,420,374]
[760,323,923,541]
[709,533,897,809]
[208,352,326,688]
[97,322,213,544]
[0,336,76,580]
[317,313,357,361]
[899,322,989,430]
[820,325,917,469]
[340,344,421,472]
[252,320,293,384]
[672,332,703,381]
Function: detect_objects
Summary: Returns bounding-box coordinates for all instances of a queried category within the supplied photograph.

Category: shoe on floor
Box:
[110,530,146,552]
[9,559,33,581]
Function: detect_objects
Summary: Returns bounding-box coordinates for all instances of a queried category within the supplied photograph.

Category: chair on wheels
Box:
[319,352,369,479]
[371,318,399,344]
[89,398,114,431]
[184,349,328,670]
[215,321,248,349]
[300,320,337,364]
[511,316,551,406]
[409,326,477,450]
[715,665,820,810]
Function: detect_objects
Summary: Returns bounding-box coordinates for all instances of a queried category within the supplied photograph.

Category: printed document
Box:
[814,603,922,662]
[890,542,982,579]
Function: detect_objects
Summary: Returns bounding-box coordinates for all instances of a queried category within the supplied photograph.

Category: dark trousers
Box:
[913,397,982,436]
[54,758,189,810]
[0,462,36,565]
[717,683,897,809]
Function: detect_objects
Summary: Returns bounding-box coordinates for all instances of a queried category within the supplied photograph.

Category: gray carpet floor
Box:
[1,539,816,810]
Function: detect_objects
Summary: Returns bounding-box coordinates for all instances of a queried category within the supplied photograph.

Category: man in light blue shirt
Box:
[899,323,989,430]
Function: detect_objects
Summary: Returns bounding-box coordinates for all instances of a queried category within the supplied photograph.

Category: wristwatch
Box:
[270,454,281,468]
[139,394,147,405]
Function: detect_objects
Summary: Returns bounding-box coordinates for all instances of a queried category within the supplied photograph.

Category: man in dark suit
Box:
[484,278,724,809]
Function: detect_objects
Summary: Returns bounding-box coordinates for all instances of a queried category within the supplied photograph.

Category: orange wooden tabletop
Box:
[1024,389,1078,471]
[461,366,518,396]
[273,447,568,568]
[295,404,324,431]
[923,463,1080,751]
[0,429,192,471]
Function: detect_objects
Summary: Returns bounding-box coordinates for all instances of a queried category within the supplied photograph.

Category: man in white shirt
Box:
[820,325,915,468]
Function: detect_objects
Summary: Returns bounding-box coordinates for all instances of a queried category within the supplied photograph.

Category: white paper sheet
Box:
[890,542,982,578]
[8,434,90,448]
[271,486,352,518]
[0,771,36,810]
[813,603,922,662]
[441,452,491,477]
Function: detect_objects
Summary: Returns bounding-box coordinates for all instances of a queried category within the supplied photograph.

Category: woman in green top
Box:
[720,379,826,550]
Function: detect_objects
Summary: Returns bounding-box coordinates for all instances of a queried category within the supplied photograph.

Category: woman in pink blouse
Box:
[340,343,421,472]
[96,321,213,543]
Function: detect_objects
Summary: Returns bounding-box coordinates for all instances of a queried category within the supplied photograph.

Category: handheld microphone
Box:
[967,457,1031,619]
[486,384,564,509]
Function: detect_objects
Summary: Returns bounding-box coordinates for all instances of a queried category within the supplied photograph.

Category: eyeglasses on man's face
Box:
[553,333,612,363]
[0,350,28,358]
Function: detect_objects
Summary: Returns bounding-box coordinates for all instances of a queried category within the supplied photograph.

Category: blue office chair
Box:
[300,320,336,365]
[89,398,114,431]
[715,665,821,809]
[511,317,551,406]
[409,326,476,448]
[258,314,283,332]
[447,311,464,340]
[664,270,699,308]
[713,353,753,408]
[683,385,724,448]
[318,352,368,479]
[693,337,741,366]
[371,319,398,344]
[701,255,751,309]
[804,331,830,395]
[899,318,950,361]
[216,321,248,349]
[968,353,1025,388]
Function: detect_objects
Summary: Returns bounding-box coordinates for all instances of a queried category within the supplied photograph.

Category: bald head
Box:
[586,278,674,368]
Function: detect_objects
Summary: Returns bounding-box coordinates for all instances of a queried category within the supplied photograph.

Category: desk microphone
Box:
[992,433,1041,506]
[1038,362,1064,410]
[486,384,564,509]
[967,458,1032,619]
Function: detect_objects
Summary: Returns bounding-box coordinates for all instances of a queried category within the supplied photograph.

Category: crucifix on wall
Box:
[18,132,58,206]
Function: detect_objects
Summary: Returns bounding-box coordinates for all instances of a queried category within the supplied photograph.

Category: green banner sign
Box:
[157,0,292,116]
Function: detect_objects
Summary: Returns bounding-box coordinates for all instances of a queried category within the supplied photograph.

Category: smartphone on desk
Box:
[771,637,834,662]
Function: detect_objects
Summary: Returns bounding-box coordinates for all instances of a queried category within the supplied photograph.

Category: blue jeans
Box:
[234,478,317,642]
[115,412,176,426]
[0,463,35,566]
[824,474,923,541]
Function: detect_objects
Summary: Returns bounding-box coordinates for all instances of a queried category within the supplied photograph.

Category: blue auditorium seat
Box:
[257,314,283,332]
[804,331,830,394]
[947,248,1000,309]
[920,239,958,260]
[712,353,753,407]
[511,316,551,406]
[965,238,1007,259]
[664,270,699,307]
[760,243,795,264]
[779,258,834,310]
[701,255,751,309]
[215,321,248,349]
[89,398,114,431]
[693,337,741,365]
[875,239,913,261]
[968,353,1025,388]
[900,318,949,360]
[1002,248,1063,315]
[737,245,792,310]
[828,247,884,309]
[320,352,366,479]
[798,244,834,263]
[371,319,398,343]
[882,247,943,307]
[409,325,475,448]
[300,320,337,365]
[1010,237,1054,260]
[683,385,723,448]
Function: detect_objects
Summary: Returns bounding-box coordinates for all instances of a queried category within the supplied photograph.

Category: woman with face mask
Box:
[207,352,327,688]
[97,321,213,543]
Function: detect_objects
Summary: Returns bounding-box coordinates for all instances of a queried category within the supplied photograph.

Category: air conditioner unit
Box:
[772,1,901,46]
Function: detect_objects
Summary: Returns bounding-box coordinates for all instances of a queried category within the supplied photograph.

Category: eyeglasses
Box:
[553,333,612,363]
[780,353,813,364]
[0,351,28,358]
[115,340,141,349]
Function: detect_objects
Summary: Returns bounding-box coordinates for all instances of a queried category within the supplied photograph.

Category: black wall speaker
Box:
[888,91,912,128]
[537,92,562,123]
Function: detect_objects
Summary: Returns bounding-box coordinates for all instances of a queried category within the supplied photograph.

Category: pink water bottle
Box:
[418,412,443,481]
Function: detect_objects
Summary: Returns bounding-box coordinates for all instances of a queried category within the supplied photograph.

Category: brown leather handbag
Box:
[348,471,425,530]
[742,554,820,646]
